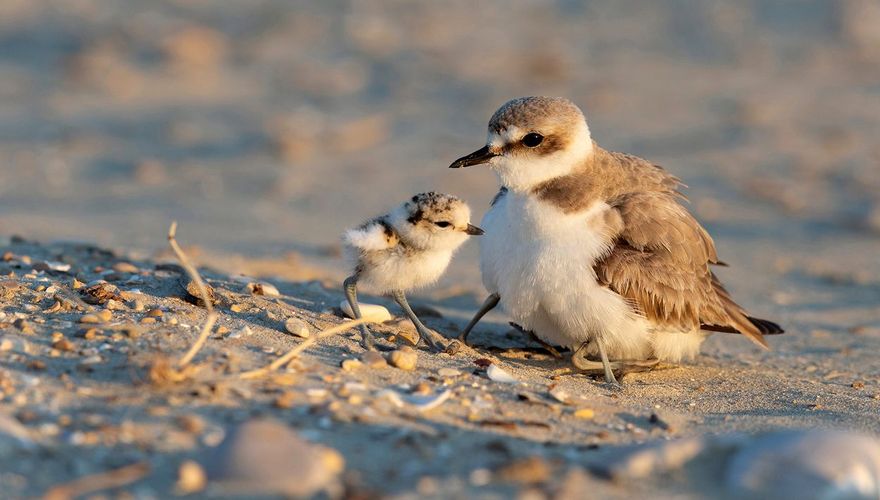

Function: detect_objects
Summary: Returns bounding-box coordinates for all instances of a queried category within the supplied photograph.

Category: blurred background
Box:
[0,0,878,291]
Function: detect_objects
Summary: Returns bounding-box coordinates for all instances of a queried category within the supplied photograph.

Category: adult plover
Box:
[450,96,782,384]
[343,192,483,351]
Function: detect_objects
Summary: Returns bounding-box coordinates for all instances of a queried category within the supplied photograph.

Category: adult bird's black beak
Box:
[449,145,498,168]
[464,224,485,236]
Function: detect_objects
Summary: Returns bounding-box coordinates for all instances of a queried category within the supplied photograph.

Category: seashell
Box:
[549,386,570,404]
[245,282,281,297]
[486,364,518,384]
[227,326,253,339]
[339,301,392,322]
[379,389,451,412]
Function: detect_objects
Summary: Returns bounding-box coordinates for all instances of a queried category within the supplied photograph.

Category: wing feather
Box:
[595,191,774,348]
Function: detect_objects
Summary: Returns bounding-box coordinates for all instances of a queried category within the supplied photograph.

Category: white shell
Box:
[339,301,393,323]
[486,364,518,384]
[378,389,451,412]
[228,326,254,339]
[549,387,570,404]
[46,261,71,272]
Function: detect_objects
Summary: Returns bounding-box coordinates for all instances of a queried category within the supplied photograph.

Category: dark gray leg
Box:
[509,322,563,358]
[392,290,447,352]
[344,275,375,350]
[459,293,500,345]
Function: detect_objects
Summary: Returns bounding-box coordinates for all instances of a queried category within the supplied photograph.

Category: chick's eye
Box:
[434,221,451,228]
[521,133,544,148]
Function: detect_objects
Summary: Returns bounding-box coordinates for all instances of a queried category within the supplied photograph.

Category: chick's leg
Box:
[344,275,375,350]
[392,290,447,352]
[459,293,500,345]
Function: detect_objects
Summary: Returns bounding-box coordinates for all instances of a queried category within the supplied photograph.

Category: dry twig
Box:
[167,221,218,368]
[240,317,370,379]
[43,462,150,500]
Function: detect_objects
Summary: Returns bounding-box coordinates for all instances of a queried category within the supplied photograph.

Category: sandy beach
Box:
[1,1,879,498]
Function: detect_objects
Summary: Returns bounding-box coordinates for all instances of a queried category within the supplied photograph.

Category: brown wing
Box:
[595,191,774,348]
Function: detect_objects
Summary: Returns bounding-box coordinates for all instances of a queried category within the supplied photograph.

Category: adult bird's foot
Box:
[571,354,660,379]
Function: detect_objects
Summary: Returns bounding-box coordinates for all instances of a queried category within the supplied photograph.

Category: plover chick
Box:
[450,96,783,385]
[342,192,483,351]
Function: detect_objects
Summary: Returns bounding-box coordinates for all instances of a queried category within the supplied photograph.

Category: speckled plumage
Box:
[342,192,476,295]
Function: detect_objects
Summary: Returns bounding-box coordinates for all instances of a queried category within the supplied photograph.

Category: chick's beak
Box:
[464,223,485,236]
[449,145,498,168]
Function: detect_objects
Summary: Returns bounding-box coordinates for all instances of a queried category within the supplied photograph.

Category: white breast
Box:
[359,248,453,295]
[479,192,652,358]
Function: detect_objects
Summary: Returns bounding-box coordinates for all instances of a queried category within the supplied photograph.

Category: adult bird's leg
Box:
[572,342,659,381]
[343,275,375,350]
[392,290,448,352]
[596,338,621,387]
[459,293,500,345]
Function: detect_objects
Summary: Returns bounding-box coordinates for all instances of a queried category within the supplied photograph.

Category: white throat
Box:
[487,121,593,193]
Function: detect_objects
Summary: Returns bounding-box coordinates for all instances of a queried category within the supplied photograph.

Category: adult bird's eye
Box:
[434,221,451,228]
[521,133,544,148]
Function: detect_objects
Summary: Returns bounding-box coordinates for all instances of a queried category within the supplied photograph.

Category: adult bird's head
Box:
[449,96,594,192]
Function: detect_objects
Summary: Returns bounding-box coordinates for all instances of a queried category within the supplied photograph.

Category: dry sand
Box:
[1,1,879,498]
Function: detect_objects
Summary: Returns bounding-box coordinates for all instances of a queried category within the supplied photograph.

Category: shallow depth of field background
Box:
[0,0,878,291]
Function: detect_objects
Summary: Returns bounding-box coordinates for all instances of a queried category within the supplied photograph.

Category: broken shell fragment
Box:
[379,389,451,412]
[487,364,518,384]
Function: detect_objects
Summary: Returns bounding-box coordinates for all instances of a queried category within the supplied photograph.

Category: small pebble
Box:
[183,280,217,307]
[176,460,207,495]
[13,319,34,334]
[112,262,139,273]
[388,346,417,371]
[202,418,344,496]
[341,359,363,372]
[496,456,552,484]
[438,368,461,378]
[51,338,75,352]
[147,308,164,317]
[573,408,595,420]
[80,314,101,324]
[76,328,99,340]
[284,318,310,338]
[176,414,205,434]
[79,282,123,305]
[246,282,281,297]
[273,392,296,409]
[361,351,387,368]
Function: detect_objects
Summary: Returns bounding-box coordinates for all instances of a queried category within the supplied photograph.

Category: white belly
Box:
[479,192,655,359]
[359,248,452,294]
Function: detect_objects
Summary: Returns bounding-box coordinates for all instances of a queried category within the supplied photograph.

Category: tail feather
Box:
[748,316,784,335]
[701,316,785,338]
